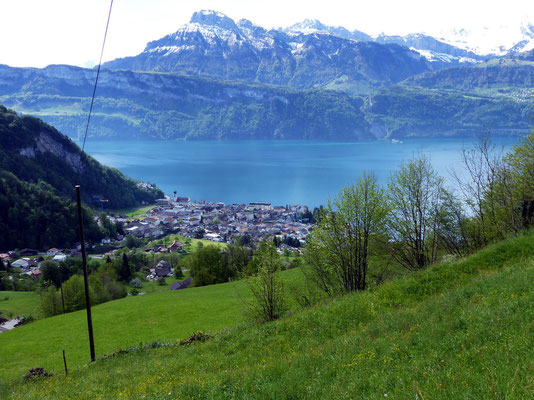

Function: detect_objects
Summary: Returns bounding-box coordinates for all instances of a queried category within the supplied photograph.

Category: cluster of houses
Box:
[0,247,77,280]
[1,197,315,281]
[111,196,314,249]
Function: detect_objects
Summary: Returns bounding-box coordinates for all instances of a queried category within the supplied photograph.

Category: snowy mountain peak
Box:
[435,19,534,56]
[520,22,534,38]
[285,19,371,42]
[189,10,238,32]
[287,19,329,34]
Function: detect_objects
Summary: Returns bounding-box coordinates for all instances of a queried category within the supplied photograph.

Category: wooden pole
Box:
[60,283,65,314]
[62,349,68,376]
[75,185,96,362]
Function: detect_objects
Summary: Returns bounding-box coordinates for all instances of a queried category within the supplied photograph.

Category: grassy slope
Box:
[0,292,40,319]
[112,205,157,218]
[157,234,228,250]
[2,233,534,398]
[0,268,302,382]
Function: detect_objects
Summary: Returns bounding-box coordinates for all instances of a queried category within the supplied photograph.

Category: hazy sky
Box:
[1,0,532,68]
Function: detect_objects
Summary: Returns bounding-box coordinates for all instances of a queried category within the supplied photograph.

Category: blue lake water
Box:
[83,138,521,208]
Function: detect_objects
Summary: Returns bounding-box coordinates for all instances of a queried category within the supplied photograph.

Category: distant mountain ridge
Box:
[0,64,532,142]
[1,10,533,143]
[102,10,434,94]
[434,22,534,57]
[102,10,534,93]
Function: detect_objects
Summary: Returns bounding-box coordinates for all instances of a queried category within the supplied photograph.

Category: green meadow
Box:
[0,268,302,382]
[1,233,534,398]
[0,291,40,319]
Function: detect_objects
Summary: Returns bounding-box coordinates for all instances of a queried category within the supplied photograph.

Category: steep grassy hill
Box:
[2,232,534,399]
[0,268,302,381]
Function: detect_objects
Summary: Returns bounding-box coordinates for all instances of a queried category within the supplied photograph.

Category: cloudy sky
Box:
[1,0,532,68]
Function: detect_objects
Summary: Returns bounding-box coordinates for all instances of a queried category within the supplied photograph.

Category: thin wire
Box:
[76,0,114,180]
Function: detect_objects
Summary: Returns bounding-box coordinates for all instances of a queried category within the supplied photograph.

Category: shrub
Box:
[244,241,286,323]
[130,278,142,288]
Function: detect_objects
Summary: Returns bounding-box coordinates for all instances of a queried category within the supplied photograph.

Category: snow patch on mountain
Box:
[436,21,534,56]
[410,48,479,64]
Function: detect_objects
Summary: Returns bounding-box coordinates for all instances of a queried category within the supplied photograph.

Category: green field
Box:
[112,205,156,218]
[0,291,40,319]
[154,234,228,251]
[2,232,534,398]
[0,268,302,383]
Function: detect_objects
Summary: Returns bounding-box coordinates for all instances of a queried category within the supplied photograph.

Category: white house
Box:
[52,254,67,263]
[47,248,60,257]
[11,258,29,269]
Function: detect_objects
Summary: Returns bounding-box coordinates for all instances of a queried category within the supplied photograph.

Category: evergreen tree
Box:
[118,253,133,282]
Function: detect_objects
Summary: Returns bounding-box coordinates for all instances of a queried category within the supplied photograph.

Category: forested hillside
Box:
[0,105,163,250]
[1,65,532,141]
[0,170,101,250]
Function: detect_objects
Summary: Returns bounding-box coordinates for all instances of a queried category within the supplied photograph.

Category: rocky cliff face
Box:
[19,130,83,172]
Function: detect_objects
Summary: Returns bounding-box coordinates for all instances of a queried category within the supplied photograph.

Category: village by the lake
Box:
[0,187,313,312]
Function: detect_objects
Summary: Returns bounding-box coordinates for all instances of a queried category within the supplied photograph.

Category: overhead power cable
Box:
[76,0,114,179]
[75,0,114,363]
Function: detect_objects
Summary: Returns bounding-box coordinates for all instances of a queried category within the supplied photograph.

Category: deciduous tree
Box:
[304,173,389,295]
[245,241,286,322]
[387,154,450,270]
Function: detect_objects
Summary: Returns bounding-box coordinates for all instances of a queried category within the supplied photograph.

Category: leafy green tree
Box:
[226,243,253,276]
[0,271,12,291]
[124,249,149,272]
[130,278,142,288]
[99,212,117,238]
[173,264,184,278]
[92,264,126,300]
[244,241,286,322]
[89,274,111,304]
[304,173,389,295]
[125,234,143,249]
[387,155,451,270]
[452,135,514,248]
[40,261,69,288]
[503,132,534,230]
[62,275,92,313]
[39,285,62,317]
[190,245,232,286]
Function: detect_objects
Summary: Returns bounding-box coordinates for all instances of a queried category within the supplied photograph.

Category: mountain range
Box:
[103,10,534,91]
[103,11,433,94]
[0,10,533,141]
